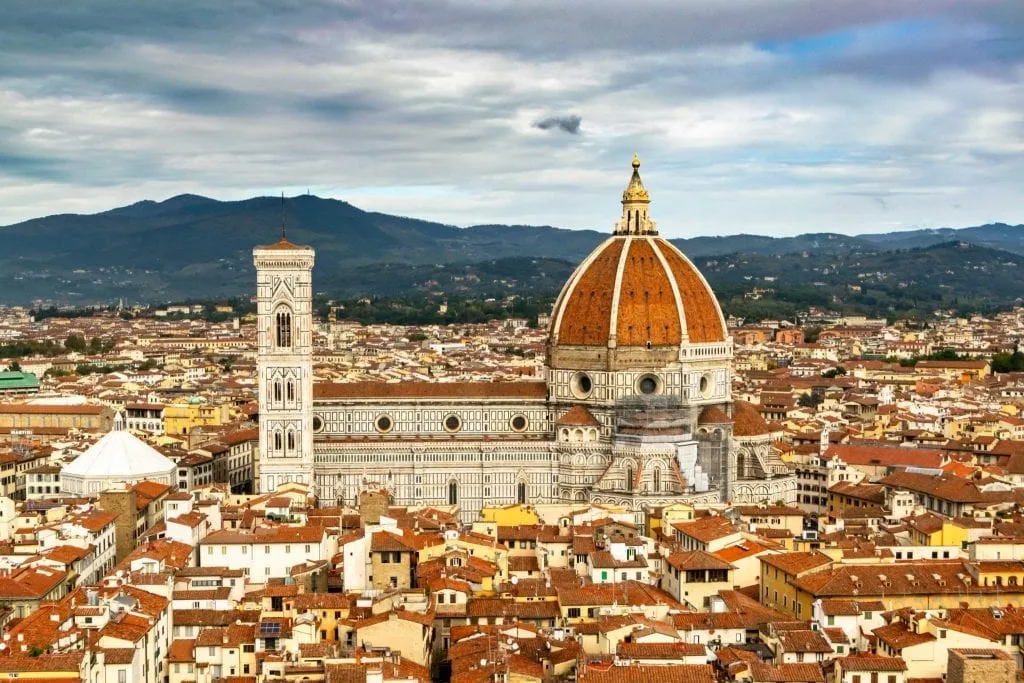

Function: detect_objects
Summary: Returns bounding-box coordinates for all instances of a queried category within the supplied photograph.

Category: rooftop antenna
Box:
[280,192,287,241]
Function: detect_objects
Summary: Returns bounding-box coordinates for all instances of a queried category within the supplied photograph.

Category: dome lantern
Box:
[615,154,657,236]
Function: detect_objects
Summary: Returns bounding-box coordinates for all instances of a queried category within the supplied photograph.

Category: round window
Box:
[444,414,462,432]
[375,415,393,433]
[700,374,713,398]
[510,415,528,432]
[638,375,659,395]
[312,415,324,432]
[571,372,593,399]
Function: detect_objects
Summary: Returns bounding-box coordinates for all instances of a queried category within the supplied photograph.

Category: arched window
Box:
[275,310,292,348]
[626,466,634,492]
[653,468,661,493]
[286,430,295,453]
[273,381,282,402]
[448,481,458,506]
[286,380,294,402]
[273,431,283,452]
[517,482,526,504]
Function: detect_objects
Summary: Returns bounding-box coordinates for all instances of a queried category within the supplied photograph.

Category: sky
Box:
[0,1,1022,237]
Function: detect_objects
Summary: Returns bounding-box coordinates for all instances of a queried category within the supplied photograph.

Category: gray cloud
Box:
[0,0,1021,236]
[533,115,582,135]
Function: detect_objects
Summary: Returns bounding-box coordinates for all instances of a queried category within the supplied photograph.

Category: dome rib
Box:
[549,159,728,352]
[552,238,625,346]
[615,238,681,347]
[653,238,727,344]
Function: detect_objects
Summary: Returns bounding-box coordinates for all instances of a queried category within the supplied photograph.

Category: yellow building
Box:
[905,513,970,548]
[163,397,230,436]
[478,504,541,527]
[761,553,1024,619]
[0,403,114,433]
[419,531,509,582]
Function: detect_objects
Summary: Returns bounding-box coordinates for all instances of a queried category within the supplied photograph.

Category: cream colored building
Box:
[255,159,796,524]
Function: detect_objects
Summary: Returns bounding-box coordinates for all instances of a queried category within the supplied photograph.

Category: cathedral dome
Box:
[549,157,726,355]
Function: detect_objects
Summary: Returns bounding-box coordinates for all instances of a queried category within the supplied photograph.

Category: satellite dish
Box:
[510,576,519,585]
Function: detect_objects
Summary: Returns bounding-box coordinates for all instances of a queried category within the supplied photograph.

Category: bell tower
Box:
[253,231,315,494]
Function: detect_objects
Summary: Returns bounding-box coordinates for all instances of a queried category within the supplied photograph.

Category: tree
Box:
[803,326,822,344]
[798,388,825,408]
[992,347,1024,373]
[64,334,86,352]
[822,366,847,379]
[89,336,103,354]
[5,361,20,372]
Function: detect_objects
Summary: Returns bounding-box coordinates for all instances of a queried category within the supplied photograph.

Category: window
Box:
[286,431,295,453]
[653,468,661,492]
[626,466,634,492]
[275,310,292,348]
[305,545,311,553]
[286,381,294,402]
[119,672,127,683]
[567,608,581,618]
[448,481,458,505]
[274,431,283,452]
[273,381,282,402]
[517,482,526,504]
[444,414,462,433]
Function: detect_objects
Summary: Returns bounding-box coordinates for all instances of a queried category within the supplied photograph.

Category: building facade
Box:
[254,159,796,522]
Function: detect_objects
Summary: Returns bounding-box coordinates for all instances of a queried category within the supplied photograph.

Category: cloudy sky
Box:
[1,1,1022,236]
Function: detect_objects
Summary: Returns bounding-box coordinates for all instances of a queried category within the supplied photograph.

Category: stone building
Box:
[254,158,796,523]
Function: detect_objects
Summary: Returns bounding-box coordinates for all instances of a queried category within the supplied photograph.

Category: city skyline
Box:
[1,1,1022,236]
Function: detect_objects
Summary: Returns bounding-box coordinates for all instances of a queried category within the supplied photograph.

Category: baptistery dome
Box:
[548,156,727,372]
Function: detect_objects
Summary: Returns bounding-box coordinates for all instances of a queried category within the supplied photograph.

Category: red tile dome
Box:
[549,157,726,352]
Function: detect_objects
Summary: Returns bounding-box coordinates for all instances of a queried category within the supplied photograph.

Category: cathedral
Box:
[253,157,797,523]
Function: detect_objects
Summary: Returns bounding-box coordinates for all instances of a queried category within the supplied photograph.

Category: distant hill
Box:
[0,193,1021,308]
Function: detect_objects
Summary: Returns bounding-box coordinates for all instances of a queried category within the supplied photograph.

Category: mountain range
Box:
[0,194,1022,313]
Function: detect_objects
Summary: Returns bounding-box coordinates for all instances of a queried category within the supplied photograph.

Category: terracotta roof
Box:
[557,405,601,427]
[665,549,733,572]
[698,406,732,425]
[0,404,107,414]
[836,655,908,672]
[733,400,773,436]
[750,663,825,683]
[578,663,716,683]
[825,444,943,469]
[551,235,725,348]
[760,551,832,576]
[256,237,312,251]
[873,623,935,650]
